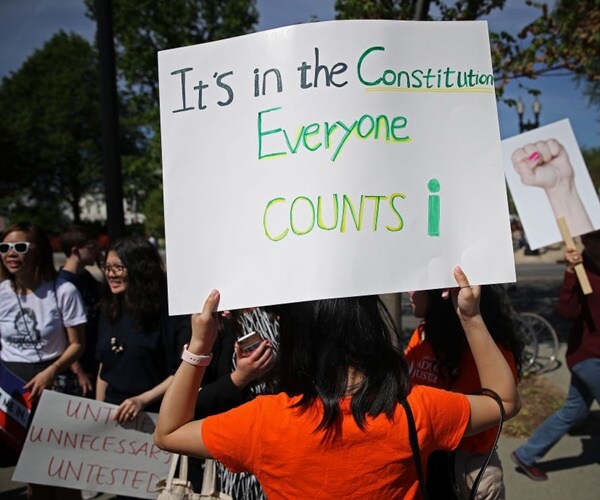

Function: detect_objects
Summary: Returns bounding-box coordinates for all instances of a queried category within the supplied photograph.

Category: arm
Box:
[447,267,520,437]
[70,360,93,396]
[112,375,174,423]
[194,344,274,419]
[154,291,273,458]
[154,290,220,458]
[556,248,583,319]
[24,323,85,403]
[96,364,107,401]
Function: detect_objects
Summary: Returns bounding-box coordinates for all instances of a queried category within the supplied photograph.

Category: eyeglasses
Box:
[101,264,127,276]
[0,242,31,255]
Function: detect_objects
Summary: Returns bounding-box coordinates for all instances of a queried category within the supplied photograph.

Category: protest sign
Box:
[503,119,600,250]
[13,391,171,499]
[0,363,31,454]
[158,20,515,313]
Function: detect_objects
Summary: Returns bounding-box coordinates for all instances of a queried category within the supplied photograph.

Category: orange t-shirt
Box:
[405,325,518,453]
[202,386,469,499]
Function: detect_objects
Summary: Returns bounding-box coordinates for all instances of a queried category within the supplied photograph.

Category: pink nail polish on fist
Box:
[528,152,540,163]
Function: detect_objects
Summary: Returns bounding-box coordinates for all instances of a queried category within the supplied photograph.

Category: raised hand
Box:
[189,289,221,355]
[511,139,574,190]
[511,138,593,236]
[450,265,481,322]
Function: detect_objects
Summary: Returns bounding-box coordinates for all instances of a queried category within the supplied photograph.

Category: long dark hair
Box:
[102,236,167,330]
[0,222,56,287]
[423,285,523,379]
[273,295,409,440]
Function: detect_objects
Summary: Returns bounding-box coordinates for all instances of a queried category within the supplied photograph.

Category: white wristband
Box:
[181,344,213,366]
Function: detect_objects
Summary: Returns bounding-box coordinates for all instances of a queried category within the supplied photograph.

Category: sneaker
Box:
[510,451,548,481]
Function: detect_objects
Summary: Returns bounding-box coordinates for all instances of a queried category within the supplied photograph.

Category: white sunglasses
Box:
[0,242,32,255]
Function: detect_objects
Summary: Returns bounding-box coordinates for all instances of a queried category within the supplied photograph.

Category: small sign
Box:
[13,391,171,499]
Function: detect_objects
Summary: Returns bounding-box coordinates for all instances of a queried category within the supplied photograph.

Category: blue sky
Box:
[1,0,598,148]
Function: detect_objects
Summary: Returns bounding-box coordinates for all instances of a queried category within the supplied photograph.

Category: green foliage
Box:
[582,147,600,192]
[335,0,413,20]
[142,187,166,239]
[334,0,507,21]
[0,32,103,231]
[491,0,599,99]
[335,0,600,105]
[83,0,259,234]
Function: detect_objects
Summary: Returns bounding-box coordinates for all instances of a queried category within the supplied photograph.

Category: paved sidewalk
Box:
[498,344,600,499]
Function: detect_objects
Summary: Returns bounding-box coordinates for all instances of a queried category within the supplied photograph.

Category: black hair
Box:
[60,224,96,256]
[1,222,56,286]
[272,295,409,441]
[423,285,523,379]
[101,236,167,330]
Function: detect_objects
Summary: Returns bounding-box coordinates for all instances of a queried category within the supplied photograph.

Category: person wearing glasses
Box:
[0,223,86,400]
[0,223,85,495]
[95,236,188,427]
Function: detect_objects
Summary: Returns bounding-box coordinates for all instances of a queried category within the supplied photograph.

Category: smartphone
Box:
[237,331,263,356]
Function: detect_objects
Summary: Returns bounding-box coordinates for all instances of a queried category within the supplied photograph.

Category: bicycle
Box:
[497,286,560,375]
[512,314,538,373]
[514,311,560,374]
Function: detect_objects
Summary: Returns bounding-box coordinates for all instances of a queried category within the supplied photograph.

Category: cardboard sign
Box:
[503,119,600,250]
[158,20,515,313]
[0,363,31,453]
[13,391,171,499]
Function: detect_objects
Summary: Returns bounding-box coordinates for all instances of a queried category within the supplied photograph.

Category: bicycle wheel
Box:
[519,312,560,373]
[513,314,538,373]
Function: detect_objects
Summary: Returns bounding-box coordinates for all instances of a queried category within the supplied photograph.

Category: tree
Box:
[0,32,104,230]
[335,0,600,101]
[335,0,507,21]
[582,147,600,192]
[491,0,600,98]
[84,0,259,236]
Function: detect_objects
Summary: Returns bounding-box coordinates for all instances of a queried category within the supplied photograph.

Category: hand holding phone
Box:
[237,331,263,357]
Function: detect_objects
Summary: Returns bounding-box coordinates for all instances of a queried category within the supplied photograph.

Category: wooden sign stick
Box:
[556,217,593,295]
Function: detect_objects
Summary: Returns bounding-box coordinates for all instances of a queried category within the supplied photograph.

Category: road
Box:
[516,262,565,282]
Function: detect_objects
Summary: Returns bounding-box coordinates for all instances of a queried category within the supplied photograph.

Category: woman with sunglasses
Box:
[95,236,188,428]
[0,223,85,493]
[0,223,86,400]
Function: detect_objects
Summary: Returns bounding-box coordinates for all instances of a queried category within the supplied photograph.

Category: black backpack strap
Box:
[401,398,429,500]
[468,388,506,500]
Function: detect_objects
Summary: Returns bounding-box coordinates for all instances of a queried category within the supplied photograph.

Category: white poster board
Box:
[159,20,515,314]
[13,391,171,499]
[503,119,600,250]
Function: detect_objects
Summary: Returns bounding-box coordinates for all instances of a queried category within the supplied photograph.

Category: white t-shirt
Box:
[0,279,86,363]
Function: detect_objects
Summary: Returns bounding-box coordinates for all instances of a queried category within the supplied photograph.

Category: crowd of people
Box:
[0,220,598,499]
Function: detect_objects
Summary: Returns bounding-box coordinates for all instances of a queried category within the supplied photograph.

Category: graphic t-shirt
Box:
[0,279,86,363]
[405,326,518,453]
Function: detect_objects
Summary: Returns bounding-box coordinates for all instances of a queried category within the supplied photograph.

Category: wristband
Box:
[181,344,213,366]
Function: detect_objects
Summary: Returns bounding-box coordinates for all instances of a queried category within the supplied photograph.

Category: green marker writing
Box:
[428,178,440,237]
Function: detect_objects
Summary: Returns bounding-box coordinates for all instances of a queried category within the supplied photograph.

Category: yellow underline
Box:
[365,87,495,93]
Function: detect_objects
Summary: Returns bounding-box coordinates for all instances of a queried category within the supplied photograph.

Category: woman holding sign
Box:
[0,222,85,499]
[154,267,520,499]
[95,237,187,423]
[405,285,522,499]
